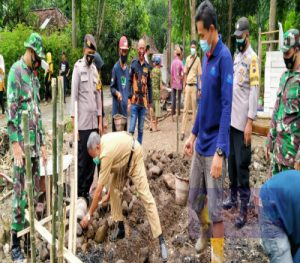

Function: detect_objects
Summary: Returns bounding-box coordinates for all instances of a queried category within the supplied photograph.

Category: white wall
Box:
[263,51,286,116]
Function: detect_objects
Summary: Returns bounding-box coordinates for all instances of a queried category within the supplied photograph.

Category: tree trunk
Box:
[96,0,106,46]
[269,0,277,51]
[72,0,77,48]
[189,0,196,41]
[227,0,233,48]
[167,0,172,86]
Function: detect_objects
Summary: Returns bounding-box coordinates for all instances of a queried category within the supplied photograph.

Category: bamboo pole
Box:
[51,78,58,263]
[22,111,36,263]
[51,78,58,261]
[68,101,78,254]
[57,76,65,263]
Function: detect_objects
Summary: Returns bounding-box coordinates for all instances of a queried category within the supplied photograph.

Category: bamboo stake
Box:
[68,101,78,254]
[57,76,65,263]
[22,111,36,263]
[51,78,58,263]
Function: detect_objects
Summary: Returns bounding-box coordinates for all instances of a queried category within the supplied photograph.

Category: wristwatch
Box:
[216,148,224,157]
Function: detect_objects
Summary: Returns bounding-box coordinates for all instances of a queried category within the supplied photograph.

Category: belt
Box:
[187,83,196,86]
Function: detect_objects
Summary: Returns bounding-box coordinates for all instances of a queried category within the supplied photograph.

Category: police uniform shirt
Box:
[71,57,102,130]
[231,45,260,131]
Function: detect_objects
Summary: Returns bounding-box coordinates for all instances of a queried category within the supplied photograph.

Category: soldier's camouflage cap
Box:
[24,33,45,59]
[281,29,300,53]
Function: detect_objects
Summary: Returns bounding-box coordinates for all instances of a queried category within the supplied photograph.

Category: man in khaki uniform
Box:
[181,40,202,141]
[80,131,168,262]
[71,34,103,200]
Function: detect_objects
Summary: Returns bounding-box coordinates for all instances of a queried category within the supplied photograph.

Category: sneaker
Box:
[11,247,25,262]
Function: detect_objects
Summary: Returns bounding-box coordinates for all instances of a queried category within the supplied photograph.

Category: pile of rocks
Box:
[249,146,269,189]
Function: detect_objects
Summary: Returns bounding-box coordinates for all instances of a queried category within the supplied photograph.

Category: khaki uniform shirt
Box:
[231,45,260,131]
[98,132,140,186]
[71,57,102,130]
[184,55,202,85]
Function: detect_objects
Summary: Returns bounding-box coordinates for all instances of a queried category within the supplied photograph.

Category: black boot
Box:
[11,231,25,262]
[235,203,247,229]
[110,221,125,242]
[159,234,168,262]
[223,190,237,210]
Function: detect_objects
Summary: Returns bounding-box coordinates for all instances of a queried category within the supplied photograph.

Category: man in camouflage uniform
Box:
[223,17,260,229]
[7,33,47,261]
[266,29,300,175]
[151,56,162,132]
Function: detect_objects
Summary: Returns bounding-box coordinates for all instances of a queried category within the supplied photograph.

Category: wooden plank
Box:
[25,210,82,263]
[0,190,13,202]
[261,40,279,44]
[252,123,269,137]
[18,205,70,238]
[260,30,279,35]
[0,172,13,184]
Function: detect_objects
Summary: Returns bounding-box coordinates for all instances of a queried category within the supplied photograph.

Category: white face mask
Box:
[191,48,196,56]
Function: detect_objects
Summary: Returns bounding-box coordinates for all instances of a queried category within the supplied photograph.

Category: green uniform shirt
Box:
[267,69,300,168]
[151,67,161,101]
[6,58,45,158]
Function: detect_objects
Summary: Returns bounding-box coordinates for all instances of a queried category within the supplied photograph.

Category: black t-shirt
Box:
[60,60,69,76]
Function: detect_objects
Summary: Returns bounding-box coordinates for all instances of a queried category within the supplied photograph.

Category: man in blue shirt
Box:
[260,170,300,262]
[184,1,233,261]
[110,36,130,132]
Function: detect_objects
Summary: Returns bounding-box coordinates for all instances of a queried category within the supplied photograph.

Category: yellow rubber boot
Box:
[195,203,210,253]
[200,202,210,226]
[211,238,224,263]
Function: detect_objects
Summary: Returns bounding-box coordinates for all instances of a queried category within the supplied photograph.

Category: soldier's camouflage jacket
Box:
[6,58,45,158]
[267,69,300,168]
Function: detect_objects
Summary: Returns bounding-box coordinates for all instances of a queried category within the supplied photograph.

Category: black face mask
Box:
[31,52,41,70]
[86,54,95,66]
[284,54,296,70]
[120,54,128,64]
[236,38,247,52]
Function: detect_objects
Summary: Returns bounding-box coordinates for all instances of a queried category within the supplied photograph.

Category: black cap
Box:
[234,17,250,37]
[84,34,97,51]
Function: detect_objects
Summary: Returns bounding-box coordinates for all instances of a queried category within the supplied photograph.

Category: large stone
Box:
[76,236,84,250]
[94,220,109,243]
[122,200,129,216]
[77,223,83,236]
[162,173,175,190]
[149,166,162,177]
[123,189,133,204]
[39,244,50,261]
[86,224,95,239]
[139,247,149,263]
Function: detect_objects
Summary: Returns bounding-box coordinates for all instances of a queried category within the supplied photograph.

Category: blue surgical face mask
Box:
[199,39,212,54]
[93,157,100,166]
[190,48,196,56]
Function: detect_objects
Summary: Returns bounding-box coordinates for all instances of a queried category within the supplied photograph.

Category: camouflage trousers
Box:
[11,157,40,232]
[271,157,292,176]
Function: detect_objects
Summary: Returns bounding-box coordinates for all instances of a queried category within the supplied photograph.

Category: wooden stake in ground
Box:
[68,101,78,254]
[22,111,36,263]
[51,78,58,263]
[57,77,65,263]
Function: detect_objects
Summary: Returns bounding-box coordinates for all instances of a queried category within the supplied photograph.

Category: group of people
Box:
[4,0,300,262]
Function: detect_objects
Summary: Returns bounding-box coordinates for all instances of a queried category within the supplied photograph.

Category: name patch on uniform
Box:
[143,67,148,74]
